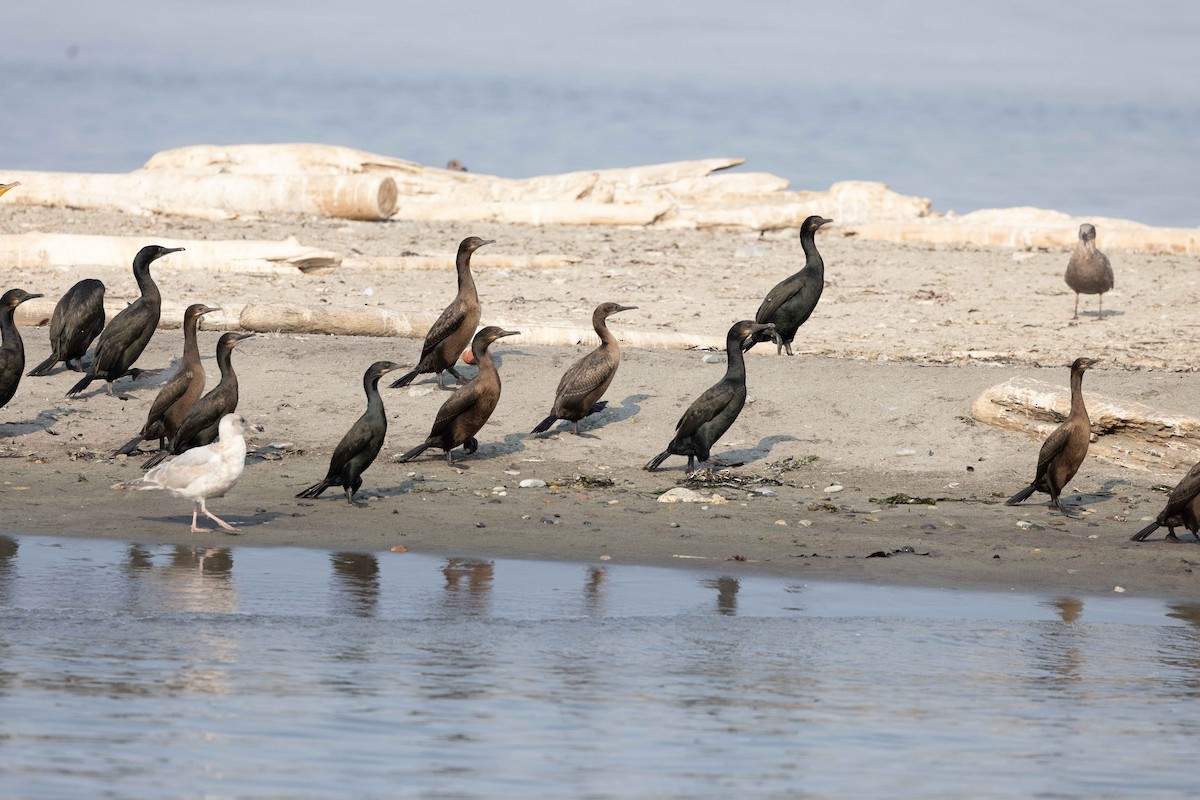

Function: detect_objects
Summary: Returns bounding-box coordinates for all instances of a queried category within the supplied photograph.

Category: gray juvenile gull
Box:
[1065,223,1114,320]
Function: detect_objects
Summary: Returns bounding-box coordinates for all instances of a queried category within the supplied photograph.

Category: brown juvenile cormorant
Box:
[128,413,263,533]
[744,215,832,355]
[645,320,778,473]
[142,332,252,469]
[113,304,219,457]
[1131,460,1200,543]
[297,360,402,504]
[396,326,519,464]
[1065,223,1114,320]
[66,245,183,397]
[0,289,45,410]
[390,236,491,389]
[27,279,106,376]
[532,302,636,435]
[1006,357,1099,514]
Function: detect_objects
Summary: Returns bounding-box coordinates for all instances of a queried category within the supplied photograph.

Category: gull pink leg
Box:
[199,499,237,531]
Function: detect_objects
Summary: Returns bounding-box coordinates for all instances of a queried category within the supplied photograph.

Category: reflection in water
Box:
[1047,597,1084,624]
[0,534,17,606]
[583,566,607,617]
[1030,597,1086,690]
[331,552,380,617]
[702,576,740,616]
[441,558,494,616]
[1165,604,1200,696]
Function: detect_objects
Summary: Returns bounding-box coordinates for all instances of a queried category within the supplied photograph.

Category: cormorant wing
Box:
[1164,461,1200,517]
[429,381,485,438]
[754,270,810,324]
[328,413,375,473]
[171,392,222,451]
[1034,423,1072,479]
[674,380,738,439]
[420,301,467,360]
[554,349,612,406]
[144,369,191,425]
[92,299,147,366]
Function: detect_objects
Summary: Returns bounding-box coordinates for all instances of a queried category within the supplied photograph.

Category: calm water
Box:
[3,2,1200,225]
[1,535,1198,797]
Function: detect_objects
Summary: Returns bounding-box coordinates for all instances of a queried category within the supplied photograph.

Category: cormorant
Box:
[142,332,253,469]
[396,326,519,464]
[532,302,635,435]
[0,289,44,410]
[128,413,263,533]
[113,304,219,456]
[645,320,778,473]
[297,360,402,503]
[1131,460,1200,543]
[27,279,106,375]
[66,245,183,397]
[1006,357,1099,514]
[1065,223,1114,320]
[390,236,491,389]
[744,215,832,355]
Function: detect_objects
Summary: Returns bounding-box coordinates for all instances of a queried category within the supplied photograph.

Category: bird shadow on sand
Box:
[1055,477,1133,515]
[140,510,289,532]
[533,393,652,439]
[471,431,529,463]
[1,406,79,438]
[713,434,800,468]
[69,361,177,400]
[1073,309,1124,320]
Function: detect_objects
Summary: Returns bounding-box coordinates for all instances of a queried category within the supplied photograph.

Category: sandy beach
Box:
[3,205,1199,598]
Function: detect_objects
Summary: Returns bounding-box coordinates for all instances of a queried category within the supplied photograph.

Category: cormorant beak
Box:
[22,293,44,303]
[153,247,186,261]
[616,305,638,313]
[233,332,255,342]
[819,217,833,227]
[497,329,520,339]
[201,306,221,315]
[0,181,20,197]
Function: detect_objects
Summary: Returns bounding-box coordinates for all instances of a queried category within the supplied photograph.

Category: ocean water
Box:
[2,1,1199,225]
[1,534,1199,798]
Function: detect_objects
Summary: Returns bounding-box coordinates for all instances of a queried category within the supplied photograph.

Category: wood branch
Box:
[0,169,398,221]
[971,378,1200,471]
[0,233,340,275]
[237,303,723,351]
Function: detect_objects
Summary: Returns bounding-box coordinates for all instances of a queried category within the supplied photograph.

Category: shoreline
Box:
[2,207,1199,601]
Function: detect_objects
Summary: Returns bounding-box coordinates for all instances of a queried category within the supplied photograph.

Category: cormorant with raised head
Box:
[744,215,832,355]
[0,288,44,410]
[390,236,491,389]
[397,326,519,464]
[297,360,403,503]
[27,279,106,376]
[645,320,778,473]
[142,331,252,469]
[1065,223,1114,320]
[1131,460,1200,543]
[1006,357,1099,514]
[532,302,636,435]
[66,245,183,397]
[113,304,219,456]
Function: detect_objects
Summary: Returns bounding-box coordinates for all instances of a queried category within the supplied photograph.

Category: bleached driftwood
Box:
[846,209,1200,256]
[971,378,1200,471]
[238,303,723,351]
[337,253,581,275]
[392,199,673,227]
[17,299,245,332]
[0,233,340,275]
[0,169,397,221]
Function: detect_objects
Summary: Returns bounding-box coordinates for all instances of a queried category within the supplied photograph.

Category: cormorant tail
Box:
[113,435,146,458]
[388,369,419,389]
[66,373,96,397]
[141,450,169,470]
[644,449,671,471]
[296,480,331,499]
[396,442,431,463]
[531,414,558,434]
[1005,484,1036,506]
[27,354,60,377]
[1130,521,1160,542]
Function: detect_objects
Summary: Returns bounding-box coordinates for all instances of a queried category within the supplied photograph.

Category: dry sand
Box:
[2,205,1200,599]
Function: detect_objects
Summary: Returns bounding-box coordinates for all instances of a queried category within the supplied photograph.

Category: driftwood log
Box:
[337,253,580,274]
[17,299,244,332]
[0,233,340,275]
[238,303,723,351]
[971,378,1200,471]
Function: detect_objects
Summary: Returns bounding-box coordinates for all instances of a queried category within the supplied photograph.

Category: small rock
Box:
[798,519,813,527]
[390,545,408,553]
[896,448,917,457]
[774,519,788,526]
[268,442,293,450]
[825,484,843,493]
[504,469,521,476]
[519,478,546,488]
[670,522,680,528]
[702,354,726,364]
[1114,586,1126,593]
[658,487,727,504]
[599,555,612,561]
[408,386,434,398]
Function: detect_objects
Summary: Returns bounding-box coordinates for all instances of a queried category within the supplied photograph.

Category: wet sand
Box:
[2,206,1199,598]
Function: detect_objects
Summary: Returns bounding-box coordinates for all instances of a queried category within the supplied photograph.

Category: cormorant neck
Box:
[133,260,161,302]
[364,373,385,413]
[1069,367,1088,419]
[593,313,617,347]
[182,316,202,362]
[723,332,748,382]
[215,346,237,382]
[456,249,477,294]
[0,305,17,348]
[800,227,824,271]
